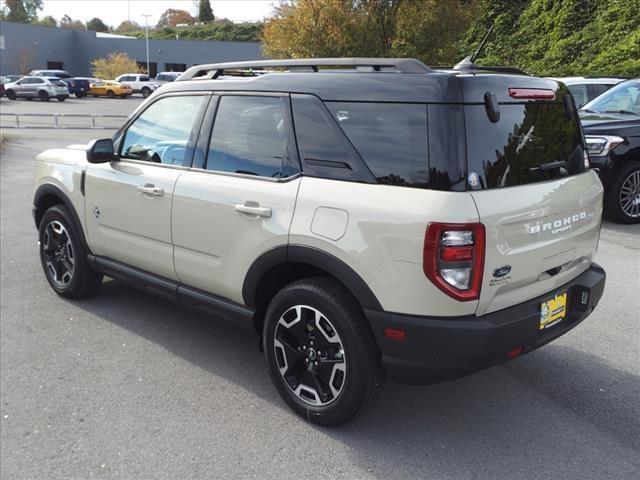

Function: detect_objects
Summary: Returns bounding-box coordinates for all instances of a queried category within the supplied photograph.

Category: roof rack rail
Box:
[177,58,432,81]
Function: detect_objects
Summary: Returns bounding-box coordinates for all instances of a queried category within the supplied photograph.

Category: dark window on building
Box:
[137,61,157,78]
[325,102,429,188]
[206,96,292,178]
[47,61,63,70]
[164,63,186,72]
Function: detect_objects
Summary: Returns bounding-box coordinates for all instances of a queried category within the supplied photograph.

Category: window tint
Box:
[207,96,291,178]
[326,102,429,188]
[32,78,44,84]
[121,95,207,165]
[140,75,150,81]
[582,80,640,114]
[567,84,589,108]
[465,103,586,190]
[590,83,611,99]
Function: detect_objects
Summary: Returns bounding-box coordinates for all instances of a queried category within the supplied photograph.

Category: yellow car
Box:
[88,80,132,98]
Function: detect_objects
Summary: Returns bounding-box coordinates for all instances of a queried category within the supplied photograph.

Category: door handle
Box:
[234,202,272,218]
[137,184,164,197]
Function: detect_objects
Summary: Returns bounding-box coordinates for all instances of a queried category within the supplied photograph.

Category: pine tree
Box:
[198,0,215,23]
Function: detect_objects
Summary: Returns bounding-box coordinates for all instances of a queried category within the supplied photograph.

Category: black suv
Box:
[580,79,640,223]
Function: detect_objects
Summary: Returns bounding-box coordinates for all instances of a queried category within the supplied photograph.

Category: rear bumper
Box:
[365,263,606,384]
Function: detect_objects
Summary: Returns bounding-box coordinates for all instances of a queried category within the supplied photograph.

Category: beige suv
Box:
[33,59,606,426]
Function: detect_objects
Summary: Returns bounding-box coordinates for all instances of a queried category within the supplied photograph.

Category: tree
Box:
[59,14,85,30]
[87,17,109,33]
[3,0,29,23]
[32,15,57,27]
[10,46,36,74]
[157,8,196,28]
[91,52,143,79]
[115,20,141,33]
[198,0,215,23]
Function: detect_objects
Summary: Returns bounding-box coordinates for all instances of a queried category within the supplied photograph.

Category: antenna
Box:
[470,24,495,64]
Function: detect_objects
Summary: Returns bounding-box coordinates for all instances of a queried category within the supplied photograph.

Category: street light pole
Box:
[142,14,151,76]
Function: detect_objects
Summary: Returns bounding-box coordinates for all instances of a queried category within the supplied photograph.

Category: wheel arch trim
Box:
[242,245,382,311]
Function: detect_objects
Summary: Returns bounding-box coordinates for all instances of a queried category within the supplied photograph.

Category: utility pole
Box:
[142,14,152,76]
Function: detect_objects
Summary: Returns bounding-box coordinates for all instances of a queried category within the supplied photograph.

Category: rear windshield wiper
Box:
[604,110,640,116]
[529,160,567,172]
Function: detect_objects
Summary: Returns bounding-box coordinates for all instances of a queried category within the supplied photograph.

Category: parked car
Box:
[29,69,72,79]
[87,80,132,98]
[114,73,159,98]
[551,77,625,108]
[0,82,4,97]
[155,71,182,84]
[580,79,640,223]
[32,58,606,426]
[4,76,69,102]
[63,78,91,98]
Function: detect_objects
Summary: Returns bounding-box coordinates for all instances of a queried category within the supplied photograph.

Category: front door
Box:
[84,93,210,280]
[172,94,301,303]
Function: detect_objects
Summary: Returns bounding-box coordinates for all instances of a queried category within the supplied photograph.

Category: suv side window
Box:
[325,102,429,188]
[120,95,208,166]
[32,78,44,84]
[206,95,298,178]
[140,75,150,82]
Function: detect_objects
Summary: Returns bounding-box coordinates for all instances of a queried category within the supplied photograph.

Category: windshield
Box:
[581,80,640,115]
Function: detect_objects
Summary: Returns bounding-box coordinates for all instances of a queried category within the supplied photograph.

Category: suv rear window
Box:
[326,102,429,188]
[465,103,586,190]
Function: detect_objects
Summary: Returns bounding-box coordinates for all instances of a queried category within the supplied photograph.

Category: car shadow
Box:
[71,278,640,478]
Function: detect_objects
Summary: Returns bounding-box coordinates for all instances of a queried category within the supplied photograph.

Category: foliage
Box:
[9,45,36,74]
[461,0,640,76]
[1,0,42,22]
[126,20,262,42]
[59,14,85,30]
[156,8,196,28]
[31,15,56,27]
[91,52,143,79]
[87,17,109,33]
[261,0,476,64]
[115,20,141,33]
[198,0,215,23]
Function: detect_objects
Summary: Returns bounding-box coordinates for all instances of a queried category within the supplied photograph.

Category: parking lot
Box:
[1,97,639,480]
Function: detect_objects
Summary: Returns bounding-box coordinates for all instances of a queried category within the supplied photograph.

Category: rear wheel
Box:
[606,161,640,224]
[141,87,151,98]
[106,90,115,99]
[6,89,16,100]
[263,277,382,426]
[39,90,50,102]
[38,205,103,298]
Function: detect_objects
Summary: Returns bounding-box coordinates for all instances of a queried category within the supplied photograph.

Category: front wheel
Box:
[38,205,103,298]
[6,89,16,100]
[106,90,115,99]
[263,277,382,426]
[75,92,85,98]
[605,161,640,224]
[39,90,50,102]
[141,87,151,98]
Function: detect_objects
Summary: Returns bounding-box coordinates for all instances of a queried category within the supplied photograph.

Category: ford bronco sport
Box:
[33,58,606,426]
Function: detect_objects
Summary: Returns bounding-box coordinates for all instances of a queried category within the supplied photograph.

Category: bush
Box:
[91,52,143,79]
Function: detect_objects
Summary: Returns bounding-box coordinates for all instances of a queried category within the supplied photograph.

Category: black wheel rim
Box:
[620,169,640,218]
[273,305,346,406]
[42,220,75,287]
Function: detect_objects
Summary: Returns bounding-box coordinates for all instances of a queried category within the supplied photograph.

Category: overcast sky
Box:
[36,0,279,27]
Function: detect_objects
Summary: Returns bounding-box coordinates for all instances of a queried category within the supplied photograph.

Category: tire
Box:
[57,96,66,102]
[75,92,85,98]
[605,161,640,224]
[141,87,151,98]
[6,89,16,100]
[39,90,50,102]
[263,277,383,426]
[38,205,103,299]
[106,90,115,99]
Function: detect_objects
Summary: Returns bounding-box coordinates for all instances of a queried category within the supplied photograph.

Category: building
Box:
[0,21,263,78]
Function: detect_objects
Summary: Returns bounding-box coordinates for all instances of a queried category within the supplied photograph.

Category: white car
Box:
[550,76,625,107]
[114,73,160,98]
[4,76,69,102]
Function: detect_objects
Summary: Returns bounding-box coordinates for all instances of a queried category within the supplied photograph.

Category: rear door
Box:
[463,88,603,315]
[172,93,301,303]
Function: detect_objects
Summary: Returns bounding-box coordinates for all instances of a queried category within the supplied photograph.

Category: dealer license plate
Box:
[539,291,568,330]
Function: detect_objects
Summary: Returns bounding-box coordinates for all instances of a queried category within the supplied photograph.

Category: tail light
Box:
[423,223,485,301]
[508,88,556,100]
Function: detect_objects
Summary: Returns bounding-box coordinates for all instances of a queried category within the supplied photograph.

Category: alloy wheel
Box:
[619,169,640,219]
[273,305,347,406]
[42,220,75,287]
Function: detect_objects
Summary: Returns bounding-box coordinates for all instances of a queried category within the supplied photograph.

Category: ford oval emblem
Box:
[493,265,512,278]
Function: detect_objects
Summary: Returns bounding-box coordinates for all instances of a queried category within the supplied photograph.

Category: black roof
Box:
[162,58,562,104]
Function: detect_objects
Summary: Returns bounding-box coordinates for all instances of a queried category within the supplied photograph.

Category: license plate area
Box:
[539,290,568,330]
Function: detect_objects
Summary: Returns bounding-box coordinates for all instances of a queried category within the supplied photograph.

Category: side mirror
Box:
[87,138,117,163]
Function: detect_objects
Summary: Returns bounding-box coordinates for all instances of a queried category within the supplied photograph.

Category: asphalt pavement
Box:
[1,97,639,480]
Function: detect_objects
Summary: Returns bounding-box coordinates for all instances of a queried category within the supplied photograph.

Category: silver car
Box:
[4,76,70,102]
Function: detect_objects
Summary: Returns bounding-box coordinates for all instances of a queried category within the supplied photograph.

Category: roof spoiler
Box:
[177,58,432,81]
